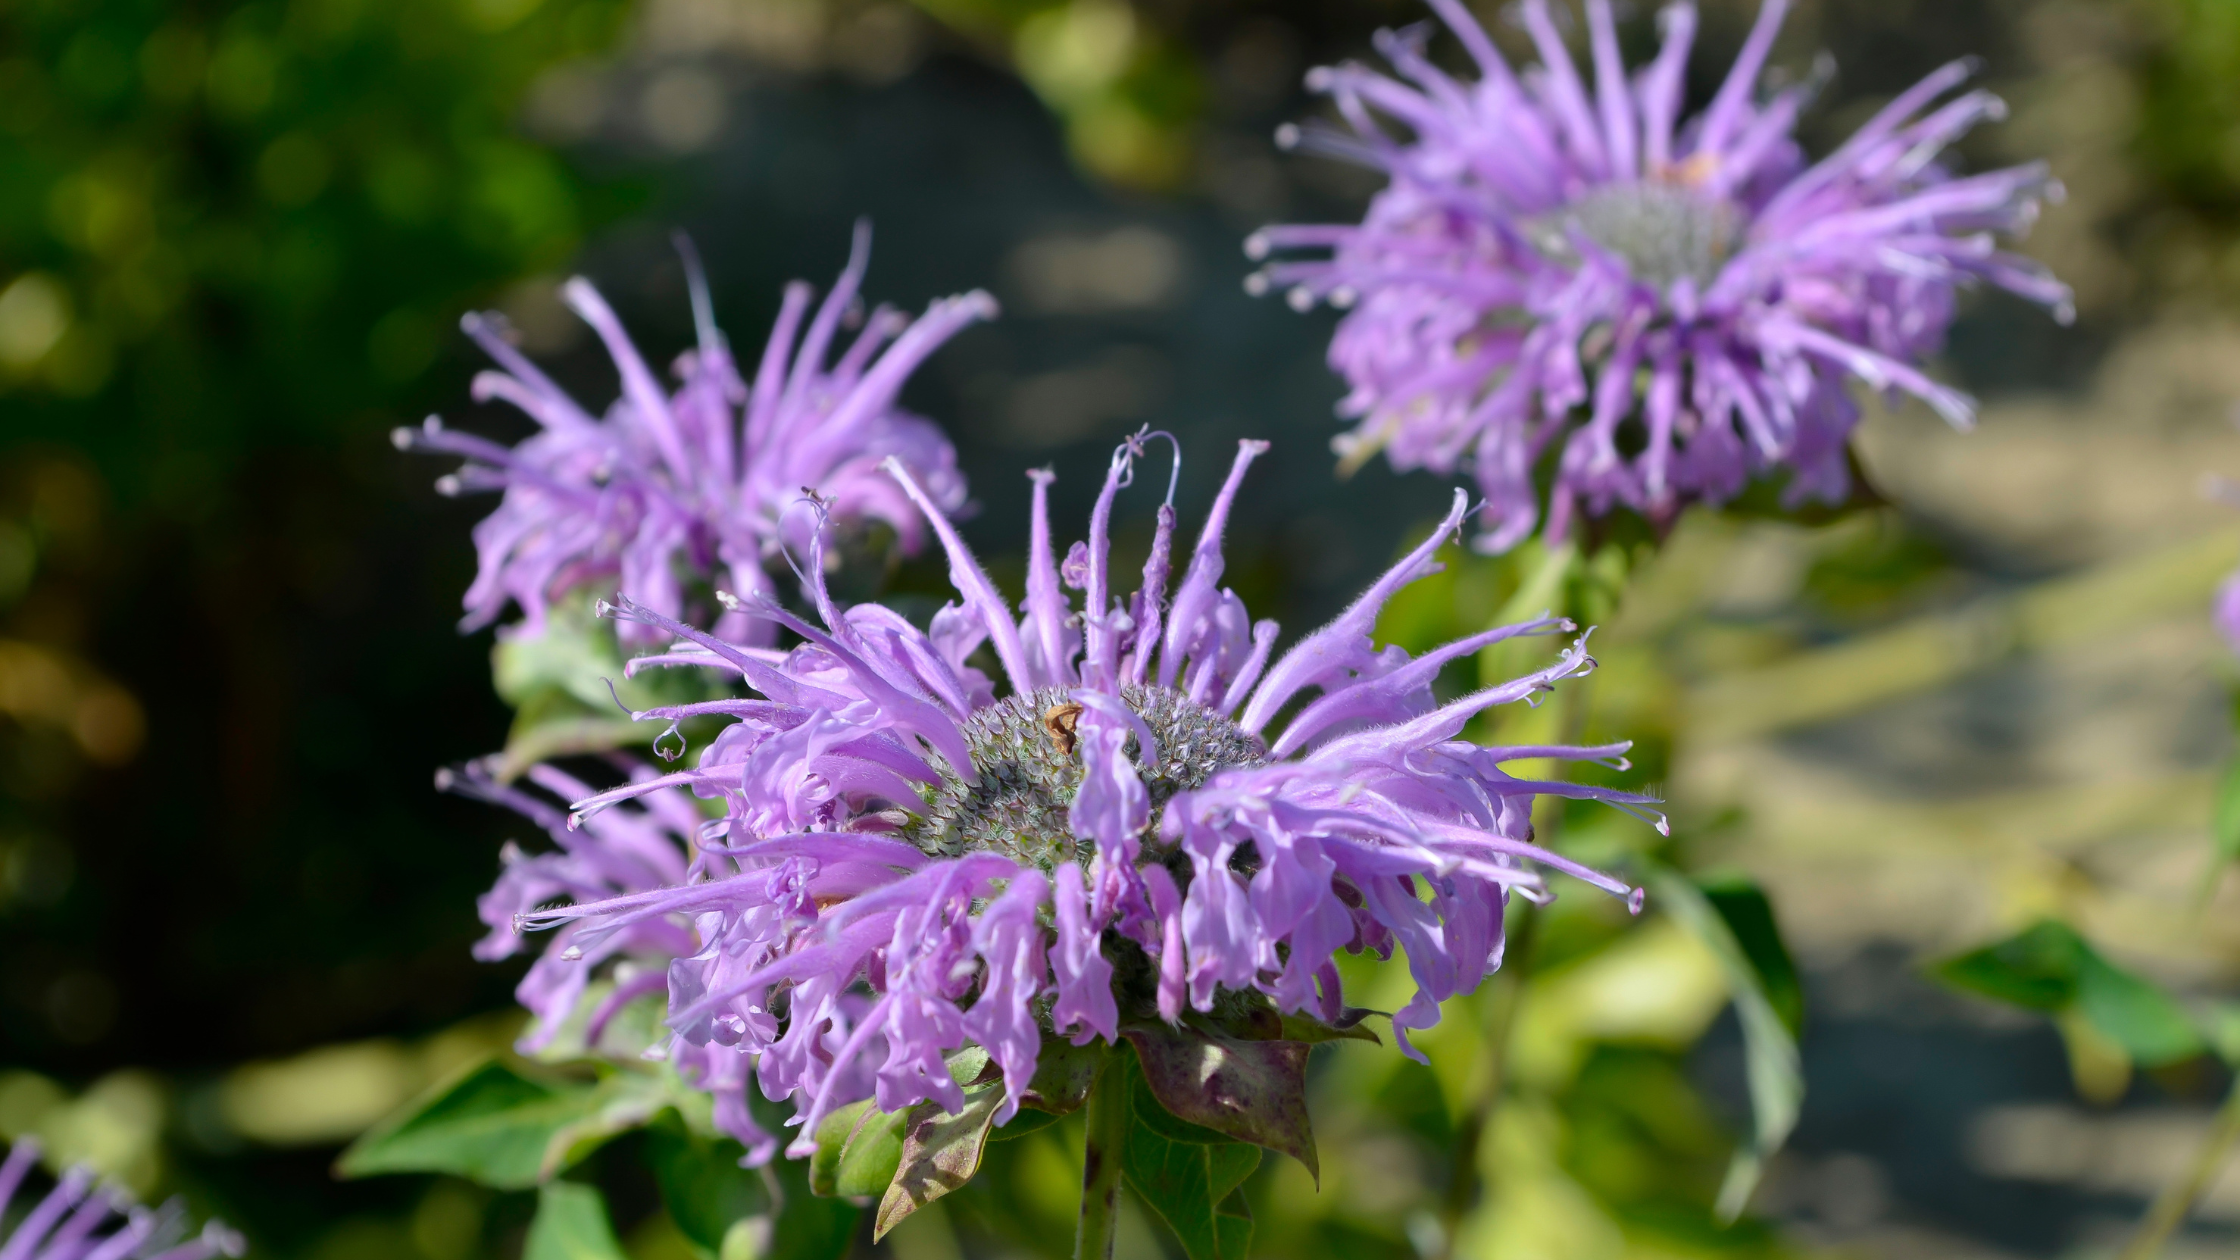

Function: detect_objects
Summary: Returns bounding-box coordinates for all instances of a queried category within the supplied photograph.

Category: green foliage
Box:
[525,1181,629,1260]
[1121,1019,1316,1179]
[1644,869,1803,1221]
[808,1098,909,1199]
[0,0,639,486]
[1119,1051,1259,1260]
[2138,0,2240,222]
[1935,919,2206,1070]
[336,1060,607,1189]
[1695,872,1804,1037]
[646,1116,772,1257]
[490,589,734,775]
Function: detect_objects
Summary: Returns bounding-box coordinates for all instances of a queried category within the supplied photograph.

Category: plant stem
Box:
[1074,1049,1129,1260]
[1431,901,1541,1260]
[2117,1073,2240,1260]
[1432,657,1588,1260]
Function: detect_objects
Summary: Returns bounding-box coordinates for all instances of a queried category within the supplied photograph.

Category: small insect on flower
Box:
[1251,0,2071,552]
[497,430,1661,1178]
[0,1138,244,1260]
[399,222,991,643]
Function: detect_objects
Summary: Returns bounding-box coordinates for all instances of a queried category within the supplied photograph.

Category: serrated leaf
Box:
[335,1059,605,1189]
[1646,868,1802,1223]
[647,1116,770,1255]
[525,1182,628,1260]
[1932,920,2086,1012]
[1129,1066,1234,1146]
[807,1099,907,1199]
[873,1082,1005,1239]
[1121,1022,1315,1181]
[1119,1051,1261,1260]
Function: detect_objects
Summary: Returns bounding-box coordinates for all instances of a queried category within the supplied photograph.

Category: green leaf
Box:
[806,1099,907,1199]
[1646,868,1802,1223]
[541,1072,688,1180]
[873,1081,1005,1239]
[488,590,731,776]
[1698,872,1804,1036]
[1121,1021,1316,1181]
[1275,1009,1381,1046]
[987,1108,1062,1141]
[1128,1066,1234,1146]
[647,1116,771,1256]
[763,1152,861,1260]
[335,1059,608,1189]
[1932,920,2087,1012]
[1118,1051,1261,1260]
[2076,948,2204,1067]
[1020,1034,1104,1114]
[525,1182,628,1260]
[1935,919,2206,1085]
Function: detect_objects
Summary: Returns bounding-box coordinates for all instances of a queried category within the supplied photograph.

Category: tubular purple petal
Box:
[457,441,1659,1170]
[410,230,975,639]
[1259,0,2069,548]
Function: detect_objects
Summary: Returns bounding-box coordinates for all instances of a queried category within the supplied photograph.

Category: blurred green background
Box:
[5,0,2240,1255]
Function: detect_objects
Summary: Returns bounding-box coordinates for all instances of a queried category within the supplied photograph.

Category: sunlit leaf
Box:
[874,1080,1005,1239]
[807,1099,907,1199]
[335,1059,605,1189]
[1119,1051,1262,1260]
[1122,1021,1316,1180]
[1935,919,2205,1096]
[525,1181,628,1260]
[1934,920,2085,1011]
[2076,947,2203,1067]
[1646,868,1802,1223]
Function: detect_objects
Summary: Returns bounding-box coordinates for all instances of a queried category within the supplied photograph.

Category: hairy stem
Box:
[2117,1073,2240,1260]
[1074,1049,1130,1260]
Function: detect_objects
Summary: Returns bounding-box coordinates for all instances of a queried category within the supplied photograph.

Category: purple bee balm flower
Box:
[495,432,1660,1162]
[399,224,990,643]
[1250,0,2072,552]
[441,758,799,1163]
[0,1139,243,1260]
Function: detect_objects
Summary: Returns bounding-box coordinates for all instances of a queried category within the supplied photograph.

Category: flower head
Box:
[0,1139,243,1260]
[491,433,1659,1161]
[1251,0,2071,551]
[400,224,990,641]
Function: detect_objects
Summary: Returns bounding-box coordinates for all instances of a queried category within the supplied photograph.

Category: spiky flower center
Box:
[901,684,1267,867]
[1529,183,1740,289]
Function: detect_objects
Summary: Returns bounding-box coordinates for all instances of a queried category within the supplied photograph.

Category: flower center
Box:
[901,684,1267,867]
[1528,183,1739,289]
